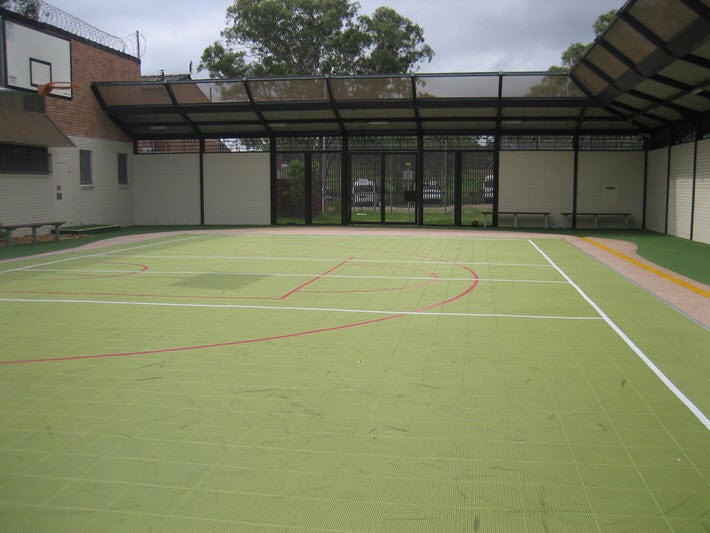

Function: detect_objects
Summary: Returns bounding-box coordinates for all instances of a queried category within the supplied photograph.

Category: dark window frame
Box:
[0,143,51,174]
[117,153,128,185]
[80,149,92,185]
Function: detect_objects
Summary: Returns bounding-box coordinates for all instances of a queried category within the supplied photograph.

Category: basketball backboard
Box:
[2,19,72,98]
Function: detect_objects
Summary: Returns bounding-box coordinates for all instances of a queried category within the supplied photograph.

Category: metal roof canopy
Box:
[570,0,710,131]
[91,72,641,140]
[92,0,709,140]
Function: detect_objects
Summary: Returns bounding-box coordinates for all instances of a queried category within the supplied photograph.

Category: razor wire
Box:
[4,0,141,58]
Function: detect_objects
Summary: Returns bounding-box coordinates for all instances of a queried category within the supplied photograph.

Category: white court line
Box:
[0,235,206,275]
[123,254,554,268]
[528,239,710,431]
[21,268,567,284]
[0,296,601,321]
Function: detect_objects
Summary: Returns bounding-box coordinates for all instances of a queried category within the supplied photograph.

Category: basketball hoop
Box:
[37,82,76,96]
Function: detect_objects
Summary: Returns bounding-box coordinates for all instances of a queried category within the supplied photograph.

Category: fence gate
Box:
[350,152,417,224]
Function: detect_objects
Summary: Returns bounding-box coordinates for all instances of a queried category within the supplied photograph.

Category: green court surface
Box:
[0,232,708,532]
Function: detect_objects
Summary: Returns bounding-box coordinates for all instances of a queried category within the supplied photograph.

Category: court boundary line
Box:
[529,239,710,431]
[0,296,602,321]
[0,235,206,275]
[14,268,566,284]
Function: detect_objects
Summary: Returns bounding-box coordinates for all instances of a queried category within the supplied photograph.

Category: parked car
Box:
[423,182,444,204]
[352,179,377,207]
[483,174,494,202]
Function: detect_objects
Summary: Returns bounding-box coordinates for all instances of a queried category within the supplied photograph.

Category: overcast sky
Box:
[45,0,624,77]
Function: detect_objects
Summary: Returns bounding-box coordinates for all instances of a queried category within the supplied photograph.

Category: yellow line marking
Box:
[582,237,710,298]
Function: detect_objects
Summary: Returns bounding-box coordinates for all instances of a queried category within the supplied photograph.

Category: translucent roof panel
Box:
[330,77,413,100]
[572,64,609,95]
[502,74,584,97]
[628,0,698,41]
[418,107,498,118]
[672,94,710,113]
[97,84,172,106]
[175,81,249,104]
[199,124,267,134]
[585,45,630,81]
[339,108,415,119]
[421,120,497,131]
[187,111,261,123]
[261,110,336,121]
[501,107,582,118]
[659,58,710,85]
[248,78,328,102]
[604,19,656,64]
[118,113,185,124]
[415,75,499,98]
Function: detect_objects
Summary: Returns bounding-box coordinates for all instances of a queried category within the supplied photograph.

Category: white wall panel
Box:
[51,137,134,227]
[1,137,133,236]
[499,151,573,228]
[204,153,270,225]
[693,139,710,245]
[133,154,201,225]
[0,172,56,235]
[645,148,668,234]
[667,144,694,239]
[577,152,644,229]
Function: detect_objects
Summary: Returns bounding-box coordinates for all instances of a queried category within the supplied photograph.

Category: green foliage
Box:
[549,9,618,73]
[531,9,619,96]
[0,0,40,18]
[357,7,433,75]
[593,9,617,37]
[200,0,433,77]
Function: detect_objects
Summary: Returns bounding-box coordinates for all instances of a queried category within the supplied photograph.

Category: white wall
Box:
[204,152,270,225]
[693,139,710,245]
[51,136,134,227]
[1,137,133,236]
[645,148,668,234]
[133,154,201,225]
[577,152,644,229]
[499,151,573,228]
[0,171,56,227]
[667,144,695,240]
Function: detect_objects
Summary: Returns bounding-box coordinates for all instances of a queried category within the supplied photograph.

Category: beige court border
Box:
[582,237,710,299]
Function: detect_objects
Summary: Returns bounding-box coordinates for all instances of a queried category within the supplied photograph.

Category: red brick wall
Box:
[45,39,141,142]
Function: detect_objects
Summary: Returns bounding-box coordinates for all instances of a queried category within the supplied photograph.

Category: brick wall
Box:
[45,38,141,142]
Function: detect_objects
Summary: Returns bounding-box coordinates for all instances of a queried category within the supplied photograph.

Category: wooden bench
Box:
[561,212,631,230]
[482,211,550,229]
[2,221,65,246]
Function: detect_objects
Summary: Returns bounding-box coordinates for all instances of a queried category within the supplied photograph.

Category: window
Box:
[117,153,128,185]
[0,144,50,174]
[80,149,92,185]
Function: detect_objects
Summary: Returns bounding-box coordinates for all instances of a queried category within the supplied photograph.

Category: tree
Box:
[527,9,618,97]
[0,0,40,18]
[200,0,433,78]
[552,9,617,72]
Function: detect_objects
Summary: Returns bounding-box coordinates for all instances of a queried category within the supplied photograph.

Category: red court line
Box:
[0,263,479,365]
[25,263,149,281]
[278,257,353,299]
[0,258,438,301]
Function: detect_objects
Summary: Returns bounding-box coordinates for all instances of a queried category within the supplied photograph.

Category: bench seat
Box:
[560,213,631,230]
[481,211,550,228]
[2,221,65,246]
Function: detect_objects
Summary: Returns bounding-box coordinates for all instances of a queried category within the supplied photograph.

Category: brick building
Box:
[1,3,141,231]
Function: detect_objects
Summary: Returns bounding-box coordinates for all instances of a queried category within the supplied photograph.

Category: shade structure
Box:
[92,72,640,140]
[570,0,710,130]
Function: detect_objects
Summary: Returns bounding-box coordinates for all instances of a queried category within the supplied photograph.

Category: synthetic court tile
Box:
[1,232,708,531]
